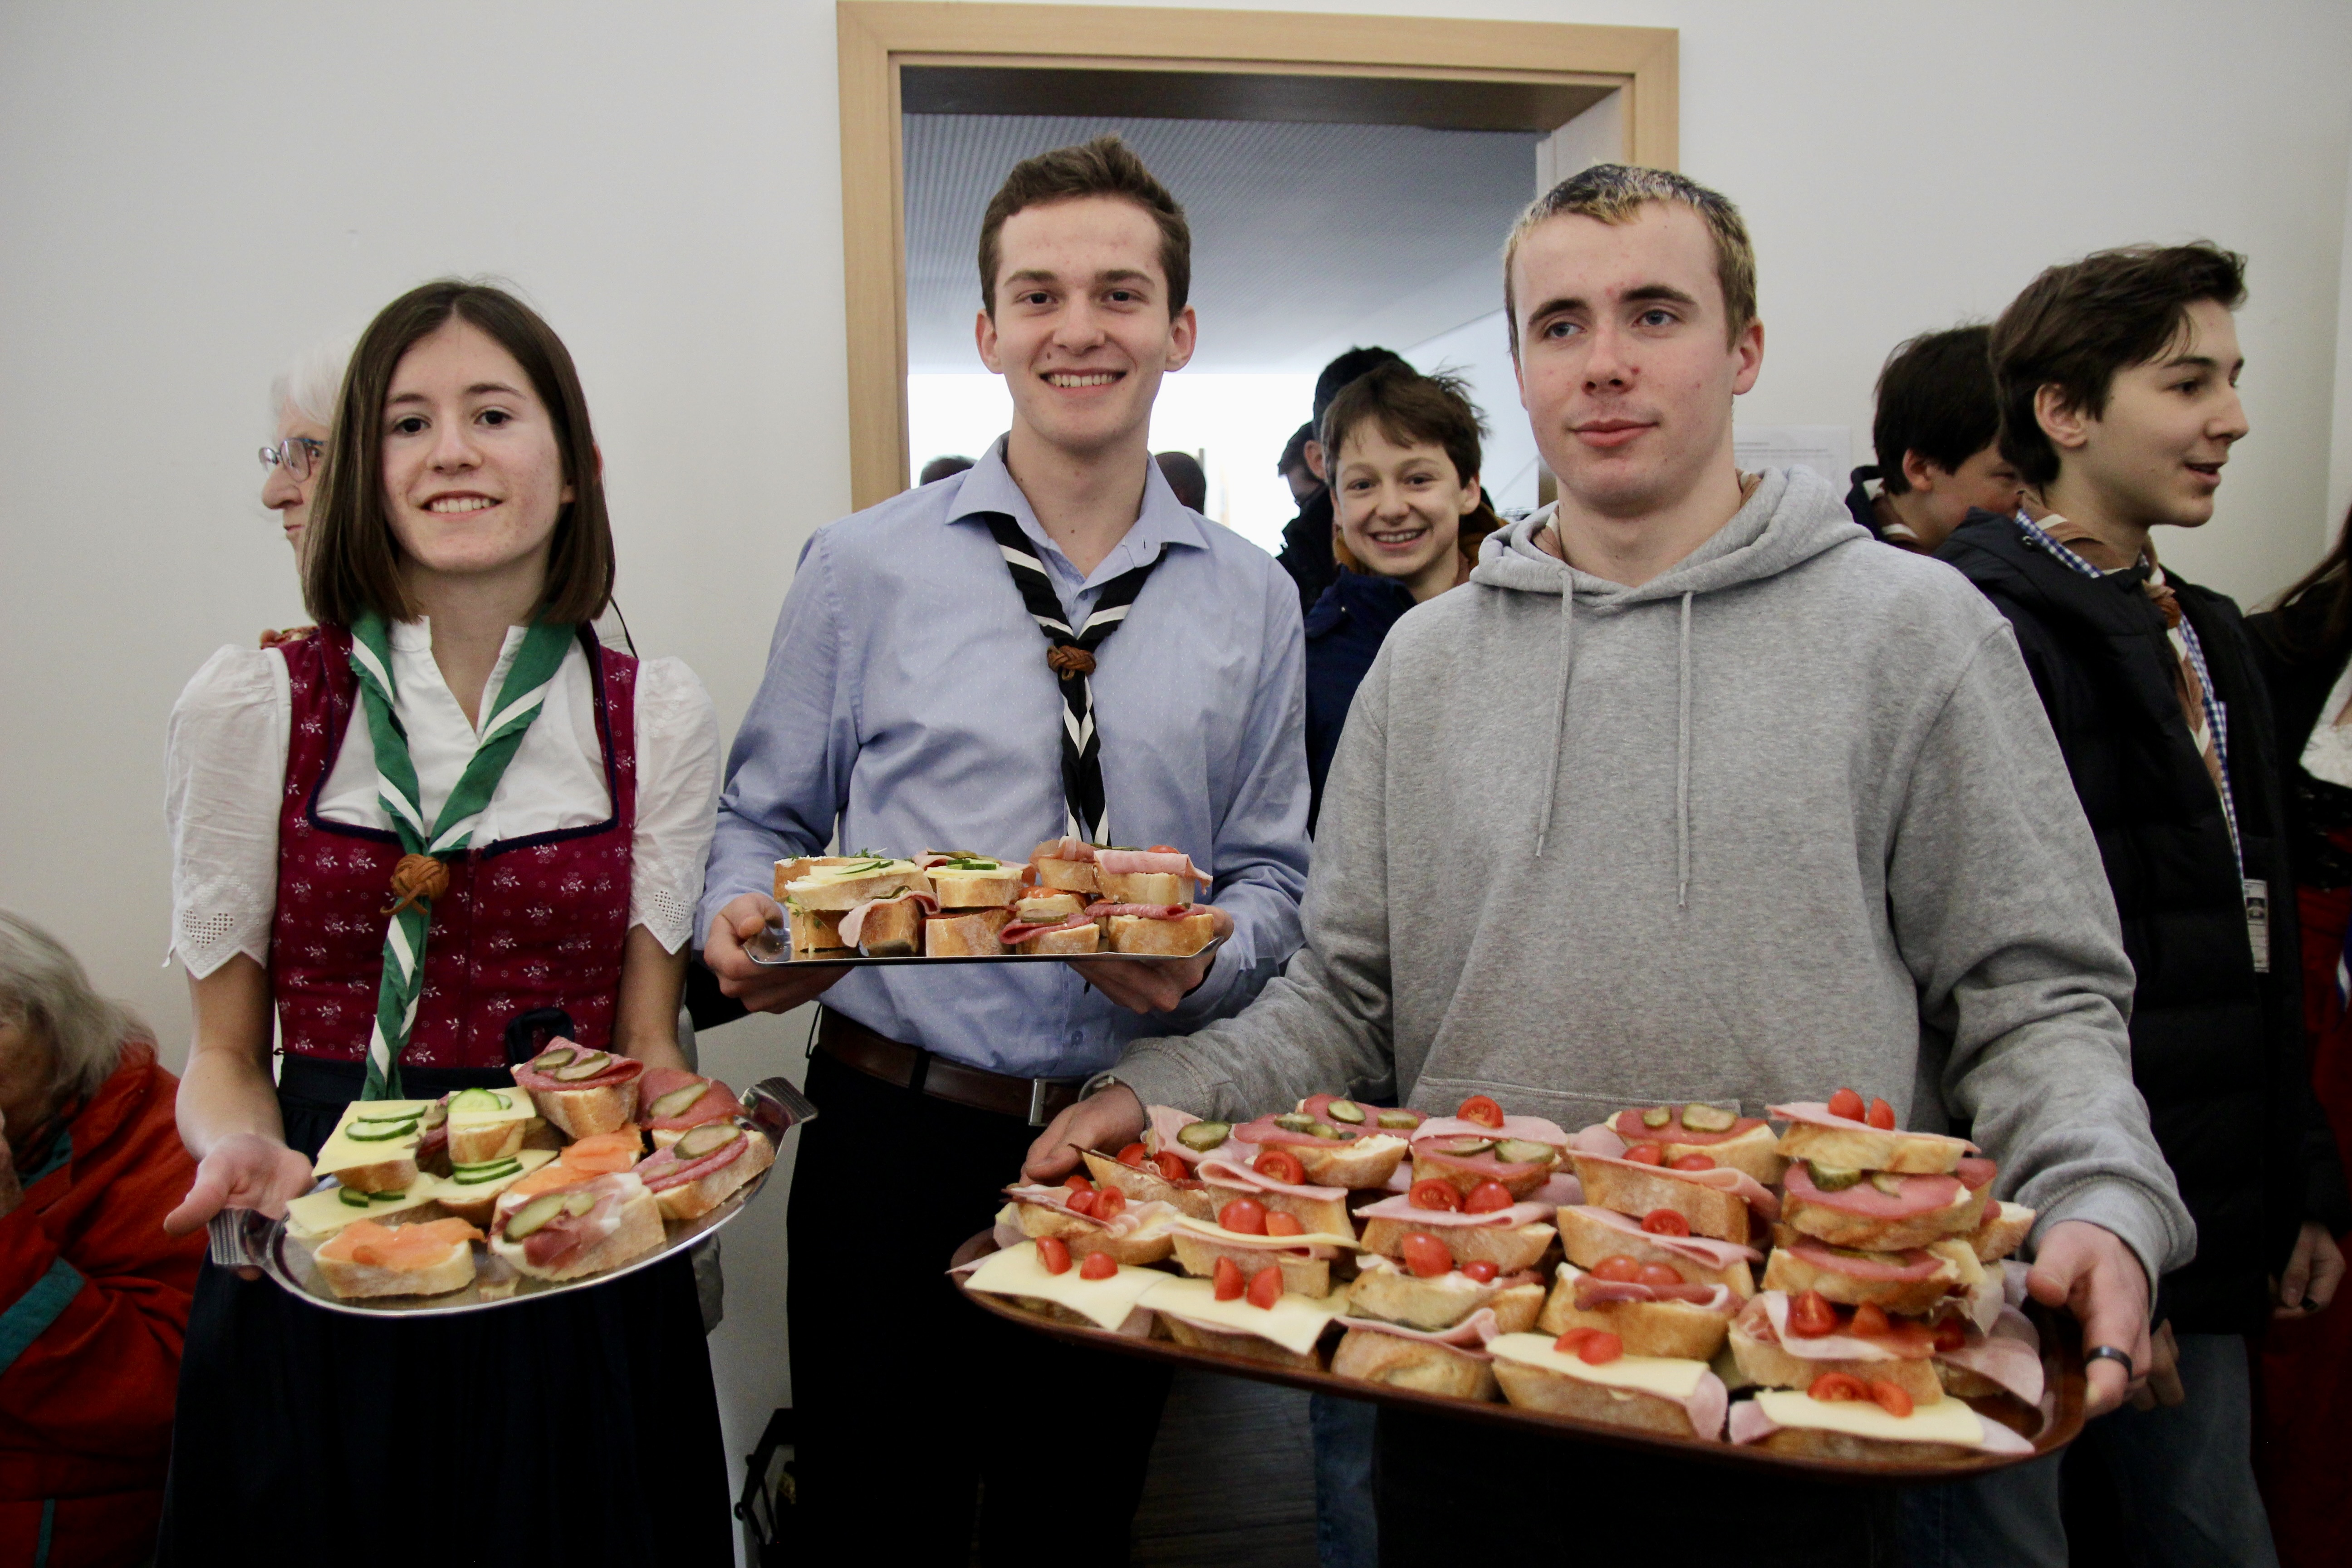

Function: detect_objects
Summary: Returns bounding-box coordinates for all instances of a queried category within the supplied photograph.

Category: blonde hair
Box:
[1503,164,1756,354]
[0,911,147,1103]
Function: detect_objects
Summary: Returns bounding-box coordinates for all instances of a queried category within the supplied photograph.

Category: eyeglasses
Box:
[259,436,325,481]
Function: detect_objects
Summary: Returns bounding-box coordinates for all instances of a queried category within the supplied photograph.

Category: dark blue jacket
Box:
[1304,570,1420,832]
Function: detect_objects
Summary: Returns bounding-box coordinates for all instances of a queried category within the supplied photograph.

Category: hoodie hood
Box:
[1470,466,1869,887]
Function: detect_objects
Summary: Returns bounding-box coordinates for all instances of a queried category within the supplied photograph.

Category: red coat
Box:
[0,1043,203,1568]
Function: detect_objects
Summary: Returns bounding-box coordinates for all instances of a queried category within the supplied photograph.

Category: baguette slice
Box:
[784,860,935,912]
[1169,1231,1330,1296]
[1015,922,1101,955]
[313,1218,480,1299]
[1347,1256,1544,1333]
[1627,1121,1786,1186]
[775,856,856,899]
[788,905,851,959]
[926,863,1029,909]
[1098,871,1192,906]
[1760,1237,1981,1316]
[1534,1266,1735,1361]
[1772,1108,1972,1176]
[926,908,1012,957]
[1199,1178,1353,1239]
[490,1181,666,1282]
[1331,1328,1499,1400]
[1156,1314,1322,1371]
[428,1147,561,1228]
[647,1128,776,1222]
[1488,1337,1719,1437]
[1554,1205,1754,1294]
[1968,1201,2037,1263]
[1288,1134,1408,1191]
[1570,1155,1754,1245]
[1012,1201,1178,1266]
[1109,911,1215,956]
[1034,856,1102,894]
[1357,1217,1557,1274]
[528,1078,641,1141]
[1725,1302,1942,1404]
[1010,891,1089,922]
[1780,1177,1987,1252]
[1081,1148,1215,1220]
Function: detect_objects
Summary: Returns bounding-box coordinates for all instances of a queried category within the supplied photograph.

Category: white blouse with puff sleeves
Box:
[166,620,718,980]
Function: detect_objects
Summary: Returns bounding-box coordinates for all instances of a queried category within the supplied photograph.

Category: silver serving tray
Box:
[743,924,1224,968]
[208,1077,815,1318]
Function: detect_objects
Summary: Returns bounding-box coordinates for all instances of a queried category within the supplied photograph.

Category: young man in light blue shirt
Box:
[700,135,1309,1565]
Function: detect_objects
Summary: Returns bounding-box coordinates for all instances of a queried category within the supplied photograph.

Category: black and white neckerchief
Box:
[985,513,1165,844]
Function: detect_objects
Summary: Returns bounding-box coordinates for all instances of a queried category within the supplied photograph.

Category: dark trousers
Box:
[1374,1406,1904,1565]
[789,1046,1171,1563]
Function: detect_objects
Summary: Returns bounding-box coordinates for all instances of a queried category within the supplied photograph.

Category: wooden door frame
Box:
[836,0,1679,510]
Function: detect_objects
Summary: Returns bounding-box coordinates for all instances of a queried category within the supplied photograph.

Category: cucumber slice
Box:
[448,1088,505,1112]
[504,1193,567,1240]
[345,1119,421,1142]
[451,1160,524,1186]
[648,1083,712,1121]
[339,1186,371,1208]
[563,1191,597,1217]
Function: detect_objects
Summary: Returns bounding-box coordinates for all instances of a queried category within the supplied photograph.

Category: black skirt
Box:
[157,1057,733,1567]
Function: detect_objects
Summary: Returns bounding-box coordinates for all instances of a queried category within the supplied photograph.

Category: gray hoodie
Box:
[1118,467,2194,1286]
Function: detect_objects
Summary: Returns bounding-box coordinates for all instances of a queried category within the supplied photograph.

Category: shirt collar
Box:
[946,434,1210,590]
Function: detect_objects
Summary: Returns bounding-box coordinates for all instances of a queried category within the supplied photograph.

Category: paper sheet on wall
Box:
[1734,426,1854,490]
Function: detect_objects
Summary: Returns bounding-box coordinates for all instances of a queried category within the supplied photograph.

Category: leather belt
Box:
[816,1010,1083,1126]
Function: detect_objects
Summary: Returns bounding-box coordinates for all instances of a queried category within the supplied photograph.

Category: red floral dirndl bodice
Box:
[266,626,638,1068]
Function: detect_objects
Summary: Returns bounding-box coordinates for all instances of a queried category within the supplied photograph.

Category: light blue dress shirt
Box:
[700,437,1311,1080]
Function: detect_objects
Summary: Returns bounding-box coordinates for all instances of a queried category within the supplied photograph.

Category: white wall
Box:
[5,0,2351,1530]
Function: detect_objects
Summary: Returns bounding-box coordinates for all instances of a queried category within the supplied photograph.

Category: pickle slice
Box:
[1324,1099,1366,1126]
[551,1052,614,1083]
[1494,1138,1555,1166]
[1175,1121,1230,1152]
[504,1193,566,1240]
[1376,1110,1421,1130]
[675,1123,745,1161]
[1432,1136,1494,1157]
[1679,1103,1736,1133]
[563,1191,598,1217]
[649,1083,712,1120]
[1869,1171,1910,1196]
[1272,1112,1315,1133]
[1641,1106,1672,1129]
[1308,1122,1345,1142]
[533,1046,577,1070]
[1807,1161,1864,1191]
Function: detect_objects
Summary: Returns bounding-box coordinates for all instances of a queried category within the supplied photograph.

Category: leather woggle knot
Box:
[384,853,450,916]
[1046,645,1097,680]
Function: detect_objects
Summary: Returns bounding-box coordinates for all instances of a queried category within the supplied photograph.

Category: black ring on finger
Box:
[2086,1344,2136,1381]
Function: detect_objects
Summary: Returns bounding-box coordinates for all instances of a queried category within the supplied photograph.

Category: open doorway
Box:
[835,1,1680,513]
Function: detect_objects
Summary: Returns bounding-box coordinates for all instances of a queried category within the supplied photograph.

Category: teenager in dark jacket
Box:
[1303,363,1500,831]
[1277,346,1408,615]
[1920,241,2349,1568]
[1842,324,2023,553]
[2243,505,2352,1567]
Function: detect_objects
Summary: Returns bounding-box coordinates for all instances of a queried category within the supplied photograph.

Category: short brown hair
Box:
[977,135,1191,316]
[1990,242,2247,488]
[1503,163,1756,355]
[1321,363,1502,572]
[304,280,613,628]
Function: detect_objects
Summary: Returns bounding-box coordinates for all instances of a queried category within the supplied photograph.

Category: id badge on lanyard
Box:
[2244,877,2270,974]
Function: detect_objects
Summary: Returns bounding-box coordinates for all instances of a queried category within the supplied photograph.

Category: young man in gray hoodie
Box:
[1025,165,2191,1561]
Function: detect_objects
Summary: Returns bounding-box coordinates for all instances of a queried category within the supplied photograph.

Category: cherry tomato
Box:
[1212,1256,1245,1300]
[1065,1189,1098,1217]
[1636,1262,1684,1289]
[1553,1327,1596,1354]
[1591,1255,1644,1283]
[1574,1329,1623,1365]
[1037,1236,1072,1275]
[1462,1180,1515,1214]
[1808,1371,1868,1402]
[1117,1142,1150,1169]
[1218,1198,1268,1235]
[1408,1179,1462,1212]
[1063,1174,1094,1192]
[1461,1260,1499,1284]
[1870,1380,1915,1418]
[1639,1209,1691,1237]
[1246,1265,1284,1309]
[1092,1186,1127,1222]
[1265,1211,1305,1237]
[1931,1318,1969,1352]
[1400,1234,1453,1279]
[1787,1289,1841,1338]
[1670,1153,1717,1172]
[1827,1088,1866,1122]
[1254,1147,1307,1186]
[1152,1152,1189,1182]
[1457,1095,1505,1130]
[1146,845,1181,854]
[1849,1302,1893,1338]
[1624,1143,1665,1166]
[1866,1098,1897,1131]
[1079,1250,1118,1280]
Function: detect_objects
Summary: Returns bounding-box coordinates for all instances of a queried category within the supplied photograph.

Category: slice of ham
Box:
[838,889,941,946]
[512,1172,640,1270]
[1567,1142,1783,1220]
[1338,1306,1503,1356]
[1084,902,1193,920]
[1561,1205,1763,1267]
[1146,1105,1231,1167]
[1417,1113,1571,1148]
[1004,1184,1181,1239]
[1353,1193,1556,1229]
[1196,1157,1348,1203]
[1410,1136,1554,1184]
[1783,1240,1949,1282]
[999,913,1096,945]
[637,1128,750,1192]
[1300,1094,1423,1134]
[1609,1107,1770,1147]
[1747,1291,1931,1361]
[514,1043,644,1094]
[1784,1161,1968,1218]
[1562,1262,1735,1313]
[1769,1102,1980,1153]
[1726,1395,2033,1454]
[637,1068,747,1132]
[1535,1171,1584,1207]
[1230,1115,1401,1154]
[1937,1305,2045,1406]
[1032,838,1099,863]
[1094,849,1214,888]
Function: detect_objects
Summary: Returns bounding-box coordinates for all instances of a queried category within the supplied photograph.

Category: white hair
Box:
[0,911,149,1103]
[269,333,354,429]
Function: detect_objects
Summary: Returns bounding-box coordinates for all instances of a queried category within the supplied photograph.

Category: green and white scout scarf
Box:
[347,610,576,1098]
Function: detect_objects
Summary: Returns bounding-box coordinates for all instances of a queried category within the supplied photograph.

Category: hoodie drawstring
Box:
[1676,590,1693,910]
[1534,584,1575,858]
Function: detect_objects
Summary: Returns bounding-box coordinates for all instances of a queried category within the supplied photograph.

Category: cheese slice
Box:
[1169,1214,1363,1250]
[1487,1333,1710,1397]
[963,1241,1163,1330]
[285,1184,440,1239]
[1138,1275,1348,1356]
[1753,1387,1988,1446]
[313,1099,437,1177]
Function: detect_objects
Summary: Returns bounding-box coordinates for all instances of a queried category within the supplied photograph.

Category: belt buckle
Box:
[1028,1078,1052,1127]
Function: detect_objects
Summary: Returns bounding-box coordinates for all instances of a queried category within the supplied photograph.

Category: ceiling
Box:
[903,112,1542,374]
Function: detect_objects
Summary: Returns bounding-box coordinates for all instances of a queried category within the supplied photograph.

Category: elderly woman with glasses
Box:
[0,912,206,1568]
[255,338,350,650]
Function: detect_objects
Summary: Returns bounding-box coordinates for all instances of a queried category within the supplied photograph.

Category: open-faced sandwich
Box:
[1606,1102,1786,1185]
[639,1121,776,1222]
[513,1041,645,1139]
[1137,1264,1348,1371]
[637,1068,751,1149]
[1002,889,1102,954]
[1565,1117,1781,1246]
[1165,1195,1360,1298]
[313,1216,483,1299]
[312,1098,441,1199]
[489,1169,666,1283]
[1409,1094,1566,1201]
[1486,1328,1730,1440]
[1228,1097,1415,1190]
[959,1237,1166,1334]
[782,855,939,957]
[1000,1173,1183,1266]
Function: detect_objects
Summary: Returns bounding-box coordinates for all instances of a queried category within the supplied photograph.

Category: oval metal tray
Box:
[953,1231,2084,1483]
[209,1077,815,1317]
